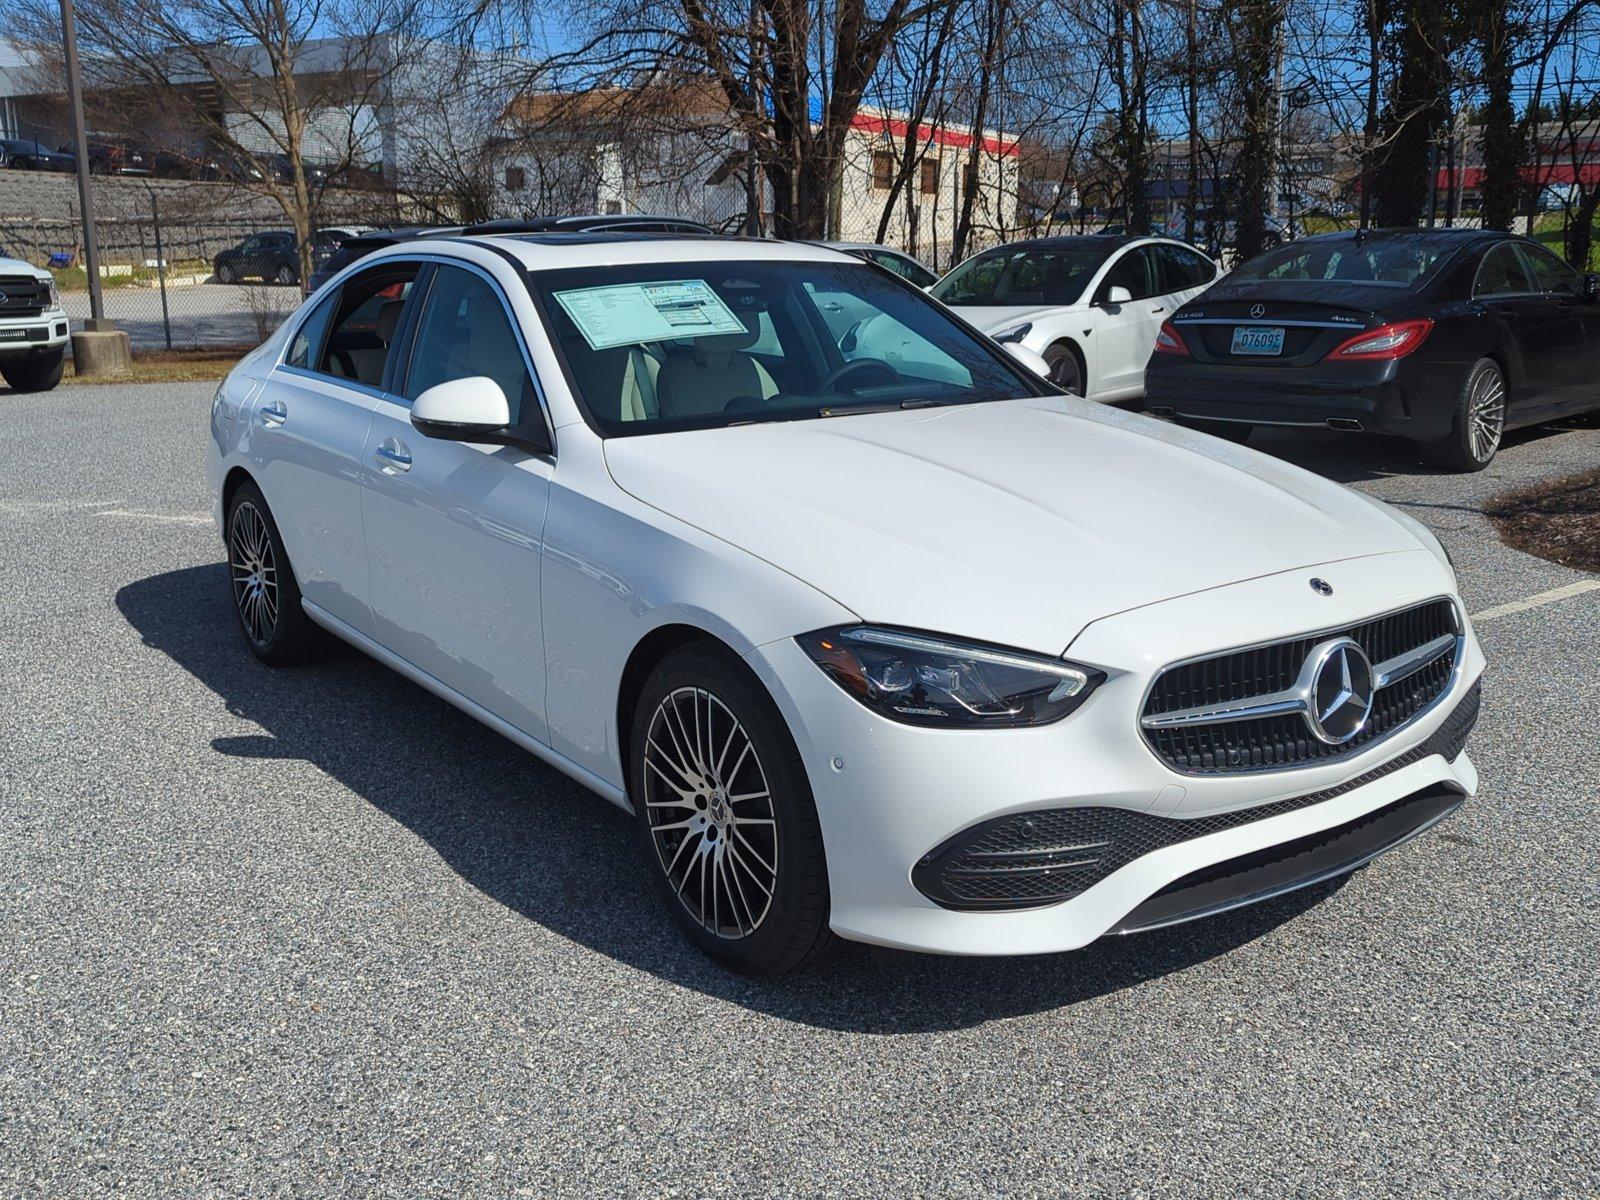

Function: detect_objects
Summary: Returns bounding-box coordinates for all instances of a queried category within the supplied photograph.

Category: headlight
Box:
[993,321,1032,344]
[48,278,61,310]
[796,626,1102,728]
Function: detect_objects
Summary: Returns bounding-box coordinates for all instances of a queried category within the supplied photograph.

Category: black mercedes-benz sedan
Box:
[1144,228,1600,470]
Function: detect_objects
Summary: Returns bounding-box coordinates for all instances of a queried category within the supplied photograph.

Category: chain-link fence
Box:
[3,211,310,351]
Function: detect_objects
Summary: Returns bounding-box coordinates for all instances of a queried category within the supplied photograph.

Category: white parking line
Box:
[95,508,214,527]
[1470,580,1600,623]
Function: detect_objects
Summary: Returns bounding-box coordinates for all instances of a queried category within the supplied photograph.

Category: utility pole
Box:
[1186,0,1199,243]
[58,0,130,374]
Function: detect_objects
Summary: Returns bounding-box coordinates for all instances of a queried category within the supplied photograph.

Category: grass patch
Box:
[62,345,250,385]
[50,262,214,291]
[1484,466,1600,574]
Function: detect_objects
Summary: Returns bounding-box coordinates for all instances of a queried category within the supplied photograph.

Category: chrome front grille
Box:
[1141,598,1461,774]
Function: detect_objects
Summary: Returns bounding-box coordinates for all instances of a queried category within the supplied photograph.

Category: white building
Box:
[491,87,1021,267]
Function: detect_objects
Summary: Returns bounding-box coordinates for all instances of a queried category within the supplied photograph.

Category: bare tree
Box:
[17,0,452,280]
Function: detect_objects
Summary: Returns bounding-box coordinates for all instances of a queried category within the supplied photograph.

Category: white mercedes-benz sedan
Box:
[208,234,1484,975]
[931,234,1219,399]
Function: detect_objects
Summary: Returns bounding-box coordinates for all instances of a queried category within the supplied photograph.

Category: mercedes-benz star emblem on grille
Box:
[1309,577,1333,595]
[1306,637,1375,745]
[1250,303,1266,319]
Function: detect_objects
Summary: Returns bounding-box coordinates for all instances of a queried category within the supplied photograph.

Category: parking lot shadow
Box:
[118,564,1343,1034]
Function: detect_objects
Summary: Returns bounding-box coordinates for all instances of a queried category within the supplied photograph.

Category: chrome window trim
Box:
[1135,595,1467,777]
[1172,317,1361,329]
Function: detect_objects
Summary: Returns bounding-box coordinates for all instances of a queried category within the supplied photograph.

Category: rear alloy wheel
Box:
[1422,358,1504,472]
[630,644,833,975]
[1,348,65,393]
[225,481,317,665]
[1043,342,1084,396]
[274,264,297,286]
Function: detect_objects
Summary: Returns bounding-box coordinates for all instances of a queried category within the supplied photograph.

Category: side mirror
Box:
[1002,341,1051,379]
[1102,285,1132,306]
[1585,273,1600,303]
[411,376,552,457]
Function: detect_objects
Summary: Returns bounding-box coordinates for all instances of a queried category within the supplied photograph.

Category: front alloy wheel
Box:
[642,686,779,939]
[630,644,833,975]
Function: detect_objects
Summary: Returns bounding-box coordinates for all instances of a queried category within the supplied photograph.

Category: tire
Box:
[1420,358,1505,472]
[1176,416,1253,444]
[224,481,318,665]
[0,348,65,393]
[1043,341,1085,396]
[274,263,297,286]
[216,262,238,284]
[628,643,834,976]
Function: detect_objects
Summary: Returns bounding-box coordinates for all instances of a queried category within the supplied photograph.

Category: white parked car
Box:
[0,254,70,392]
[931,234,1219,398]
[208,235,1484,974]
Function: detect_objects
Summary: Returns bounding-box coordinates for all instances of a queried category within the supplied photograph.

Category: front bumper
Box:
[0,310,70,356]
[746,549,1484,956]
[1144,359,1458,440]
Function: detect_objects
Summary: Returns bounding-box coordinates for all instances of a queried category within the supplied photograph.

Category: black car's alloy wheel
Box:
[630,643,833,975]
[216,263,239,284]
[1424,358,1505,472]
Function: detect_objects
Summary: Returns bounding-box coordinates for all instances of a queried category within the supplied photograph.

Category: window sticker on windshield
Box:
[553,279,748,350]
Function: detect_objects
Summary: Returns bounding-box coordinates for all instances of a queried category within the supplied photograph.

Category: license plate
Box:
[1231,326,1285,356]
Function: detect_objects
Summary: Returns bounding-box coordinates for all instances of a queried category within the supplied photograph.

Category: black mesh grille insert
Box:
[0,274,49,319]
[913,680,1479,911]
[1142,598,1460,774]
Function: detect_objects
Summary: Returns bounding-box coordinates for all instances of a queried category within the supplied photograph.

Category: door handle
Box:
[258,401,287,427]
[375,441,412,473]
[1151,305,1166,314]
[822,302,844,313]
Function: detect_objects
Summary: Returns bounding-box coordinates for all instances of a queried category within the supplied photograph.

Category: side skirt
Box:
[301,599,631,812]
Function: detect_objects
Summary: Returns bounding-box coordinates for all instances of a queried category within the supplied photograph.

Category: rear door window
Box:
[314,263,420,388]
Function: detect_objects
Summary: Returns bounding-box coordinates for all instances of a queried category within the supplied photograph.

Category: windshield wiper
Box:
[816,397,966,418]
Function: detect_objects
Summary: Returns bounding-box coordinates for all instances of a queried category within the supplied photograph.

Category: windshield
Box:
[534,259,1045,436]
[931,241,1116,306]
[1230,239,1453,288]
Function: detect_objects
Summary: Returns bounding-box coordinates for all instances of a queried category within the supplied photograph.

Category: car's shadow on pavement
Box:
[1244,409,1600,486]
[118,564,1344,1034]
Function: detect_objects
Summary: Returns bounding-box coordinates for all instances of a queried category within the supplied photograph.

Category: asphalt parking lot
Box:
[2,382,1597,1198]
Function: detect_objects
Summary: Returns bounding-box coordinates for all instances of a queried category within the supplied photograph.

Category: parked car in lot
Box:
[1144,227,1600,470]
[814,241,939,288]
[209,234,1484,974]
[61,134,150,175]
[931,234,1219,397]
[0,137,74,172]
[0,253,70,392]
[215,229,356,286]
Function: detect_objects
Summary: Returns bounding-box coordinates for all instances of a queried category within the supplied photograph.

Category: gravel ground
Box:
[2,383,1596,1199]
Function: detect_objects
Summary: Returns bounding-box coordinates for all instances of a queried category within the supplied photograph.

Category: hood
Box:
[603,397,1423,656]
[0,256,48,281]
[946,303,1080,335]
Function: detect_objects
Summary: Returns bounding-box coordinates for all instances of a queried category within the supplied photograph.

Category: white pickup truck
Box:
[0,254,70,392]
